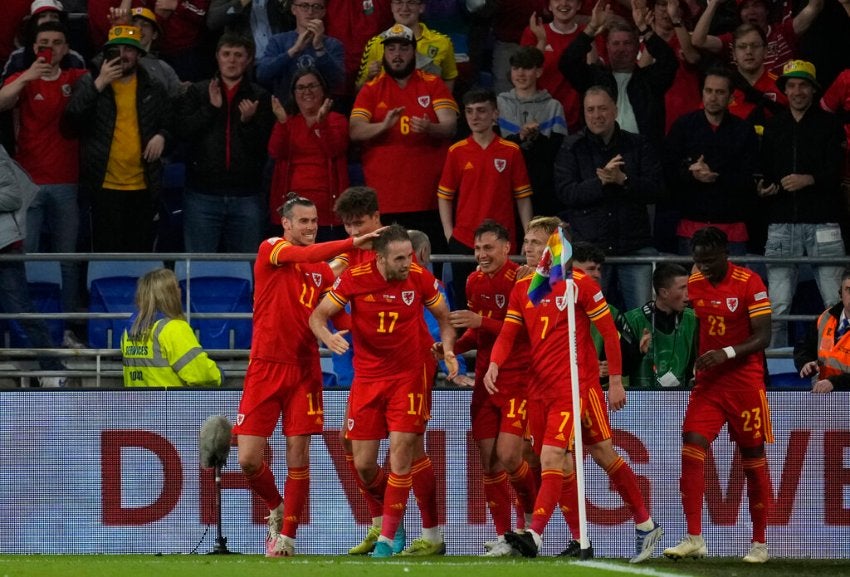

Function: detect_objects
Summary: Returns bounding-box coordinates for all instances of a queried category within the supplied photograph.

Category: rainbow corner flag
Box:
[527,225,572,305]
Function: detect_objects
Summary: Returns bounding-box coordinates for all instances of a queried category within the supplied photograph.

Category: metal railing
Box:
[0,251,840,386]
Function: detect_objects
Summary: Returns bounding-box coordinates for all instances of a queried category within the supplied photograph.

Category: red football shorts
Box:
[470,384,529,441]
[526,384,613,454]
[234,358,324,437]
[683,383,774,447]
[346,371,427,440]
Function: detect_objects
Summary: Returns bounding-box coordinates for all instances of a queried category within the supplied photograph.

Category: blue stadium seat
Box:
[87,261,165,348]
[7,261,64,347]
[174,261,253,349]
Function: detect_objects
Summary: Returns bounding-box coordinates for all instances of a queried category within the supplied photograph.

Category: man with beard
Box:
[310,224,458,558]
[350,24,457,254]
[65,25,171,252]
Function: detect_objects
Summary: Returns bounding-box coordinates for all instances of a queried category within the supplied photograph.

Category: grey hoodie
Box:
[496,88,568,139]
[0,145,38,250]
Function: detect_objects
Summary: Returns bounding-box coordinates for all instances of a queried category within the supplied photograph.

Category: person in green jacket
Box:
[621,262,696,388]
[121,268,221,387]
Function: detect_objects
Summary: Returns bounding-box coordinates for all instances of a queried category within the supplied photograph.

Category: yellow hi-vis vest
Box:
[121,318,221,387]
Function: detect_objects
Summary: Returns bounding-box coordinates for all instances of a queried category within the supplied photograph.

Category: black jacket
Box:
[664,109,759,223]
[760,105,845,224]
[177,78,274,194]
[560,31,677,148]
[65,68,172,195]
[554,125,664,255]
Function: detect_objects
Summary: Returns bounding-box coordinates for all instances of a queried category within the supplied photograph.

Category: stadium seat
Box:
[7,261,64,348]
[87,260,165,348]
[174,261,253,349]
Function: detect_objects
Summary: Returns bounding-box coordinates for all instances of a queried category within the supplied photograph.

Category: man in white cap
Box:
[758,59,846,348]
[1,0,85,82]
[0,19,88,350]
[350,23,458,255]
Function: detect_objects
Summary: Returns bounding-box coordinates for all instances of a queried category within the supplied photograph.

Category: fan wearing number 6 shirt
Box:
[349,24,458,255]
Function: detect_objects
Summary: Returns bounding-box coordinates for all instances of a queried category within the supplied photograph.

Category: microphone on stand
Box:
[199,415,236,554]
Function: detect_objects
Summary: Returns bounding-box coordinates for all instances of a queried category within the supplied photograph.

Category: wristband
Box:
[638,27,651,36]
[672,21,684,27]
[722,346,736,359]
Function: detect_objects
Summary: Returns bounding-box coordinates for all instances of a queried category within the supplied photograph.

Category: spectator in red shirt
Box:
[0,20,87,348]
[350,24,458,254]
[691,0,822,77]
[268,67,349,241]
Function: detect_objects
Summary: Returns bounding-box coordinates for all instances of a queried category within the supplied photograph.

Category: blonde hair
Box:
[526,216,564,237]
[129,268,185,339]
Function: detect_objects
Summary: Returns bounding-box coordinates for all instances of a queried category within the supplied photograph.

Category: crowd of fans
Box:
[0,0,849,358]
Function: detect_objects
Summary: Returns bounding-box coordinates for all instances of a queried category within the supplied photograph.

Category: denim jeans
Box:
[765,223,845,348]
[25,183,81,312]
[183,189,265,253]
[600,246,658,312]
[0,246,63,370]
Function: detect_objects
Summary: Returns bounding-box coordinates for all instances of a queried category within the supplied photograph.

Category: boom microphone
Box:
[200,415,233,469]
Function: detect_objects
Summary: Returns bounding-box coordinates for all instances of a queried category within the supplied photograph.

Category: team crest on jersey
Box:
[726,298,739,312]
[402,290,415,305]
[236,413,245,426]
[495,294,506,308]
[494,158,507,172]
[418,95,431,108]
[555,296,567,311]
[347,418,355,431]
[311,272,322,287]
[62,83,72,97]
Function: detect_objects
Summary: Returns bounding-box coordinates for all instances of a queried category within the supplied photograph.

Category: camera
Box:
[36,47,52,64]
[104,46,121,62]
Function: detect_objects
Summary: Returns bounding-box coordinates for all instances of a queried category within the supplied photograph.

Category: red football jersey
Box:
[6,68,87,184]
[728,69,788,124]
[328,260,443,379]
[688,262,771,389]
[351,70,458,214]
[719,19,797,77]
[519,23,585,133]
[251,236,353,363]
[491,271,621,401]
[437,136,532,248]
[456,261,531,379]
[821,69,850,148]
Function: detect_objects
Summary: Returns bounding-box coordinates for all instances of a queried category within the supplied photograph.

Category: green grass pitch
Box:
[2,555,849,577]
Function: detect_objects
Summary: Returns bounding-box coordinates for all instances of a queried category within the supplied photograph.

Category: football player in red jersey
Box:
[445,220,537,555]
[664,226,773,564]
[234,193,382,557]
[310,225,458,558]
